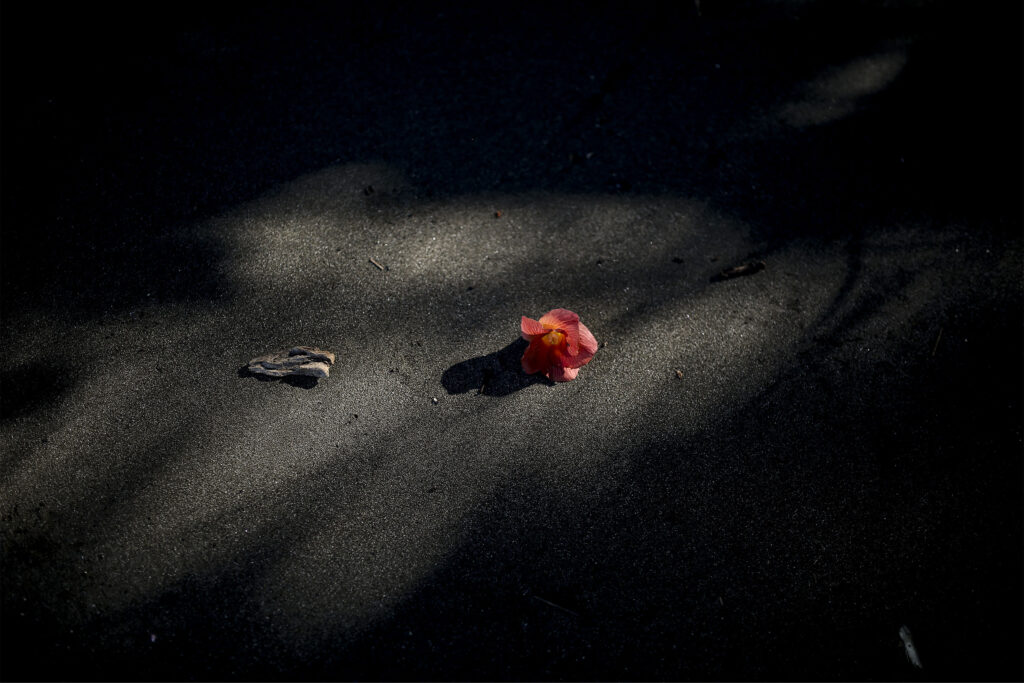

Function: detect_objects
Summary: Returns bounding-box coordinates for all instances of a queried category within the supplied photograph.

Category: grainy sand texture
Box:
[2,2,1020,680]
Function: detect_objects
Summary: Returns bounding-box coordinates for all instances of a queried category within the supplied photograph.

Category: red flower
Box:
[520,308,598,382]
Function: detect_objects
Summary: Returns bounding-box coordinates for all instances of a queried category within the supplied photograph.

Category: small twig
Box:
[931,327,943,357]
[532,595,580,618]
[369,257,385,271]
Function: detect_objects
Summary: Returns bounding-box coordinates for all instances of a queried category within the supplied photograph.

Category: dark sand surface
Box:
[1,2,1021,680]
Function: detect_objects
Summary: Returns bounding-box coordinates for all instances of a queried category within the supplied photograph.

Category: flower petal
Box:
[547,365,580,382]
[520,338,548,375]
[556,322,596,369]
[521,316,547,339]
[576,320,598,359]
[539,308,580,329]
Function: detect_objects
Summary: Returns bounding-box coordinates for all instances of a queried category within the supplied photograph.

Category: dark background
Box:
[3,1,1020,317]
[2,1,1021,680]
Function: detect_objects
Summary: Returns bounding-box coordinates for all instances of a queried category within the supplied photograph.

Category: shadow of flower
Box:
[237,366,320,389]
[441,338,551,396]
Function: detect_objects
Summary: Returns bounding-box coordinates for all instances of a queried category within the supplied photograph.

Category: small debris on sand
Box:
[532,595,580,618]
[247,347,335,379]
[899,625,923,669]
[675,369,684,379]
[931,327,943,356]
[712,260,765,282]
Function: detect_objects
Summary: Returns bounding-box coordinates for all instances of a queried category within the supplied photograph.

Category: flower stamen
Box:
[541,330,565,346]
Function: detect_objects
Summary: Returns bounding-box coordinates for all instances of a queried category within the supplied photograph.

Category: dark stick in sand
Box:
[532,595,580,618]
[712,260,766,282]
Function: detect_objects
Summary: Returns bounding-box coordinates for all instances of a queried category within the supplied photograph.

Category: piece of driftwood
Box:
[247,347,335,379]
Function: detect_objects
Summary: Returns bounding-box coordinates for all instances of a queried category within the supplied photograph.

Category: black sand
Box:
[2,2,1021,680]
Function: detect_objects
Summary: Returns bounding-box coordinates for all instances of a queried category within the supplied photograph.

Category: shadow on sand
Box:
[236,366,321,389]
[442,338,551,396]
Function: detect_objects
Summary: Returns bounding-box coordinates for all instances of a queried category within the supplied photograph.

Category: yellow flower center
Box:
[541,329,565,346]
